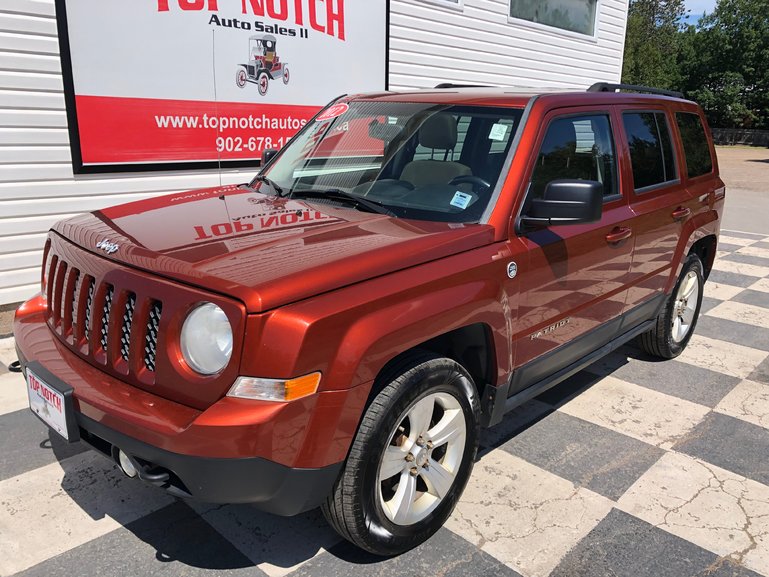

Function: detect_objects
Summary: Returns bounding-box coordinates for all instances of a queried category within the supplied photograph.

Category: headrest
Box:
[419,114,458,150]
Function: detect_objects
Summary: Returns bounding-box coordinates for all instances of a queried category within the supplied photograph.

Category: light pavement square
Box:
[738,245,769,259]
[749,278,769,294]
[617,451,769,576]
[0,452,173,576]
[719,235,761,247]
[0,370,27,416]
[707,300,769,330]
[446,450,613,577]
[712,258,769,279]
[558,376,711,449]
[704,280,747,301]
[677,334,769,379]
[715,379,769,430]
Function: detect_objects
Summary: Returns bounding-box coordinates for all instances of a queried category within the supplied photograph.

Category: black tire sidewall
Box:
[355,360,479,555]
[663,255,704,356]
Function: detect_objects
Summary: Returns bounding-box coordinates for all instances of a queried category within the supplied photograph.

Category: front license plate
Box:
[27,369,71,440]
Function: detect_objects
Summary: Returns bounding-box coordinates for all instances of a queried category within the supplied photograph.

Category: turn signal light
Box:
[227,372,322,402]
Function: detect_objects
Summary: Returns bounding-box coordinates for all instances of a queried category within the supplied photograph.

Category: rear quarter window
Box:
[676,112,713,178]
[622,112,677,191]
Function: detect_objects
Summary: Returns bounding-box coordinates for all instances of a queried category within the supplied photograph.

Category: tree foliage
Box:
[623,0,769,129]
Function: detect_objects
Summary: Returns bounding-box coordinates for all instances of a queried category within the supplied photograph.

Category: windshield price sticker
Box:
[450,191,473,210]
[316,103,350,122]
[489,123,509,141]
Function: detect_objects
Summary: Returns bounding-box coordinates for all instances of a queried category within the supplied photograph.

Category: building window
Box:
[422,0,463,9]
[509,0,598,36]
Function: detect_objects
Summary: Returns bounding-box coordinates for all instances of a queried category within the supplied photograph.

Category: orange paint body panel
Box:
[13,87,724,511]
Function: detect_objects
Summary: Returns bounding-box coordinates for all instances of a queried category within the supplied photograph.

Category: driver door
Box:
[509,106,636,395]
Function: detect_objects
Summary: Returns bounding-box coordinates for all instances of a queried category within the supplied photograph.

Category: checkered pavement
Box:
[2,229,769,577]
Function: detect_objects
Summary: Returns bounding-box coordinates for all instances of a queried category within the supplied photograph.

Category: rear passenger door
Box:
[619,109,700,320]
[510,107,635,395]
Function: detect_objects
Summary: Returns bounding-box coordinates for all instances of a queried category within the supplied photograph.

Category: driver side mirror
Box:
[520,180,603,229]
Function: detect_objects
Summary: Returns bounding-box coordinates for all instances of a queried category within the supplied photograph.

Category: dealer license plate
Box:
[27,369,70,440]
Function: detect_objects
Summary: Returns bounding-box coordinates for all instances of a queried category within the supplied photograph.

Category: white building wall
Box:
[0,0,628,306]
[0,0,252,306]
[389,0,628,89]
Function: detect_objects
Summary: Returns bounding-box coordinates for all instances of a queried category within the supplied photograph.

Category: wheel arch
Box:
[688,234,718,281]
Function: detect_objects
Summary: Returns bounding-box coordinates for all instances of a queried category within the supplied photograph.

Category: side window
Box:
[529,114,618,200]
[676,112,713,178]
[623,112,678,190]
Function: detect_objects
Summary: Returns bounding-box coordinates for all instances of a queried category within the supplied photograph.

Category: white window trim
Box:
[507,0,601,43]
[418,0,464,12]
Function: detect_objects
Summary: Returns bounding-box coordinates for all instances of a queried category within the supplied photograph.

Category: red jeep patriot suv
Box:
[15,83,724,555]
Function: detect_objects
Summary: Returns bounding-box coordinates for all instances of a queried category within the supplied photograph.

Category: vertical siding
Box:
[389,0,629,89]
[0,0,252,305]
[0,0,629,306]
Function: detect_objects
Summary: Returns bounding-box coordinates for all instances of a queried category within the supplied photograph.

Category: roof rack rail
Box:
[433,83,490,89]
[588,82,683,99]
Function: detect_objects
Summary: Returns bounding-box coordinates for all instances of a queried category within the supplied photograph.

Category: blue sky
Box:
[685,0,717,20]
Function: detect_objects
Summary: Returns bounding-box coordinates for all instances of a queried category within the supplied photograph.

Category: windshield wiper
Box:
[251,174,286,197]
[289,188,396,217]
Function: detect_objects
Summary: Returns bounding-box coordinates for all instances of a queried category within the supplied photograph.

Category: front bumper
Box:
[14,296,367,514]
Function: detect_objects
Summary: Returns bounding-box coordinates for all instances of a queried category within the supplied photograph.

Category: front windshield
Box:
[258,101,524,223]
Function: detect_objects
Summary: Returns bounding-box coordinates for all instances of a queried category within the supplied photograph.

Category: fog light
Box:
[118,450,138,478]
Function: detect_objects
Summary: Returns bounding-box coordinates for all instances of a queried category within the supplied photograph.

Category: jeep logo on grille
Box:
[95,239,119,255]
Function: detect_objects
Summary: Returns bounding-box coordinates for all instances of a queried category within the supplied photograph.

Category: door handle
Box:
[672,207,691,221]
[605,227,633,244]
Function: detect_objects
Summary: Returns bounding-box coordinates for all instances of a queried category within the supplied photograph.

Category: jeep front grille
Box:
[44,245,164,377]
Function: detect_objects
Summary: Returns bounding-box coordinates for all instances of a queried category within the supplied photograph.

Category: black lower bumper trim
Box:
[77,414,342,516]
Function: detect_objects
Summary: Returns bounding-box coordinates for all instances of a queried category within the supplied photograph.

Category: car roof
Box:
[349,86,695,109]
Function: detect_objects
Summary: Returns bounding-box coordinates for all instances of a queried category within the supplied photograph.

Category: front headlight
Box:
[180,303,233,375]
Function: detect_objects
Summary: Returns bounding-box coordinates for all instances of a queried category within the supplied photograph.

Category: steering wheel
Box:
[448,175,491,192]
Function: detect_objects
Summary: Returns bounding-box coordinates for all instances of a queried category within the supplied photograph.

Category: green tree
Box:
[622,0,687,89]
[682,0,769,129]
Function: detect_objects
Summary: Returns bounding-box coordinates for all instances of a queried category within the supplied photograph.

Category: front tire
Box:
[282,66,290,84]
[638,254,704,359]
[322,351,480,556]
[257,71,269,96]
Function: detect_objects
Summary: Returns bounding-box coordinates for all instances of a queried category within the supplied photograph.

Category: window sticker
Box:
[315,103,349,122]
[450,191,473,209]
[489,123,509,141]
[387,116,399,125]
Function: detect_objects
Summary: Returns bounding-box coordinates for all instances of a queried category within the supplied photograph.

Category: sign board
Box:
[56,0,389,173]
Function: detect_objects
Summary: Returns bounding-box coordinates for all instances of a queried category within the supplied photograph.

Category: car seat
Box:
[400,114,472,187]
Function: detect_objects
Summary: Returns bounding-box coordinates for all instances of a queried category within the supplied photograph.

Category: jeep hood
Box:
[53,186,495,313]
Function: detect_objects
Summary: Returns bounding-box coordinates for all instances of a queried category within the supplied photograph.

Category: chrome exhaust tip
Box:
[117,449,138,478]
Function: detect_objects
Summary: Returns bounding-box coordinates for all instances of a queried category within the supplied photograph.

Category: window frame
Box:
[674,111,715,181]
[420,0,464,11]
[621,109,681,195]
[507,0,601,41]
[522,108,624,210]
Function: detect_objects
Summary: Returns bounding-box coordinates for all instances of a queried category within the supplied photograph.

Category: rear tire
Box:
[322,351,480,556]
[638,254,704,359]
[235,67,247,89]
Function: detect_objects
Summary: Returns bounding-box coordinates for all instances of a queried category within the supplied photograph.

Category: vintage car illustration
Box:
[236,34,290,96]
